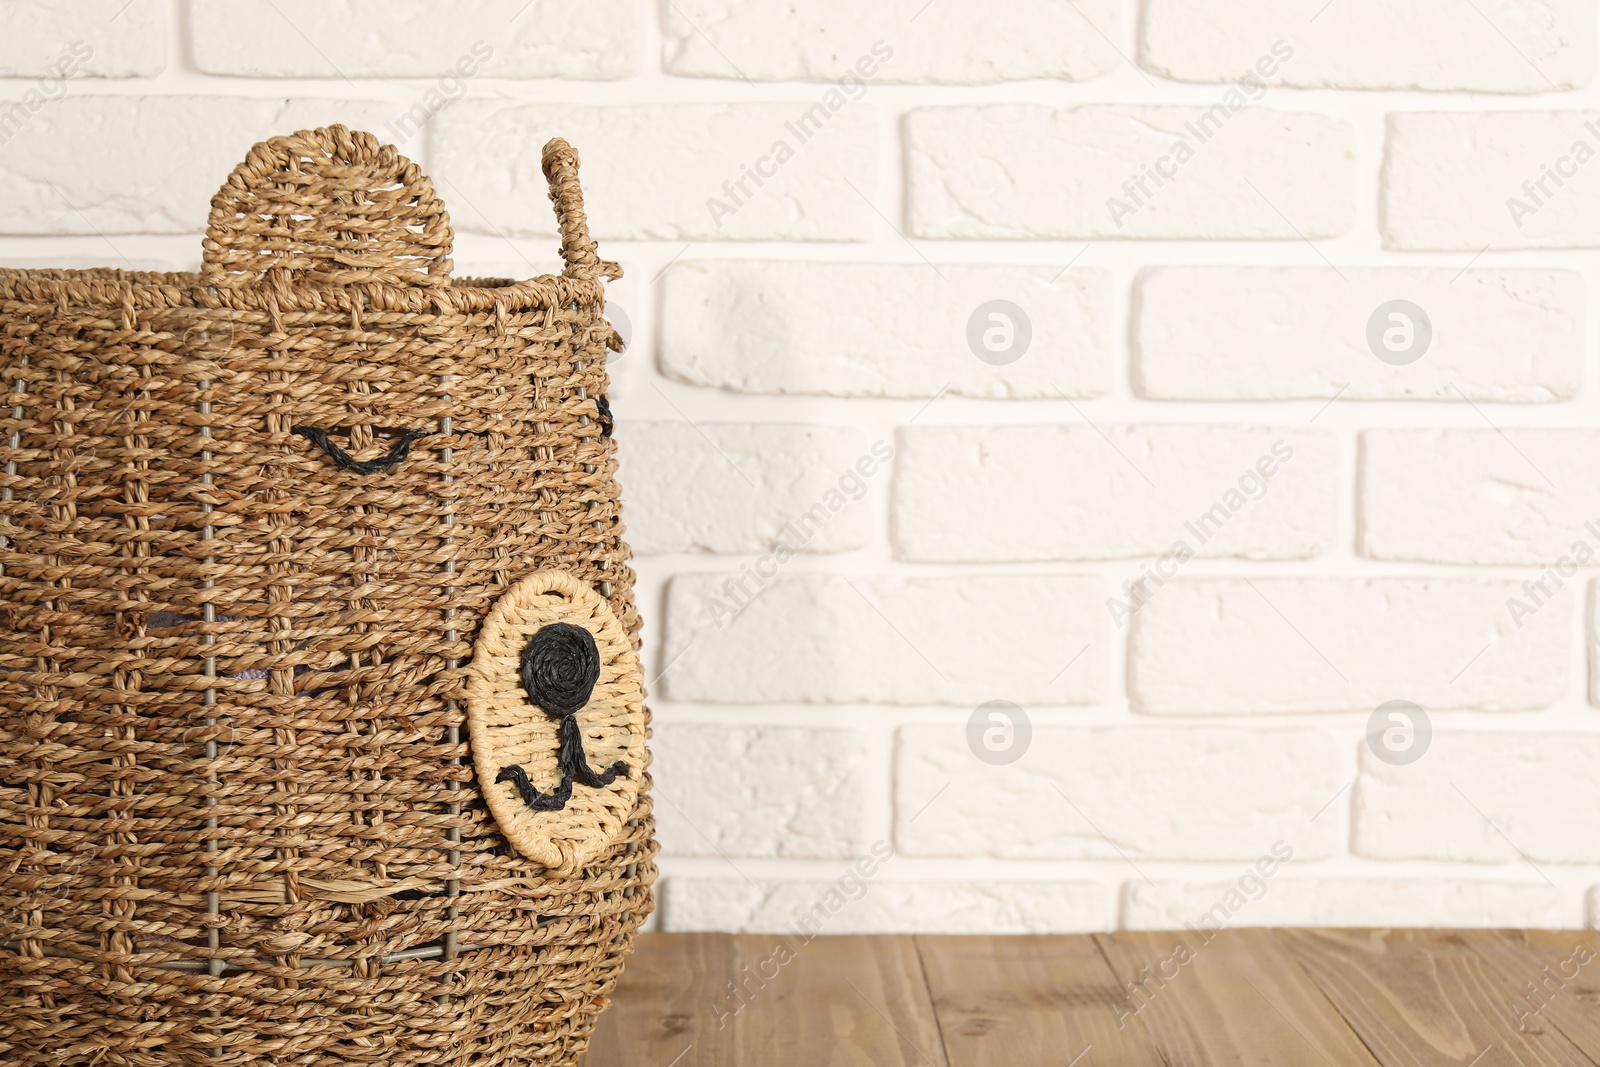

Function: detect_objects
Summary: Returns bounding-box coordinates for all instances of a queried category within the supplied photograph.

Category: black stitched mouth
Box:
[292,426,431,474]
[496,719,628,814]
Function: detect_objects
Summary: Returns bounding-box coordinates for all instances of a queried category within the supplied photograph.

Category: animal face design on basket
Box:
[212,130,644,878]
[287,429,644,862]
[463,570,647,873]
[278,430,642,869]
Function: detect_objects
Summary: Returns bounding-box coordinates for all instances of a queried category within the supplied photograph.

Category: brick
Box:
[1384,111,1600,250]
[1587,584,1600,708]
[618,423,883,555]
[893,425,1335,562]
[0,96,392,234]
[1355,732,1600,864]
[659,261,1110,399]
[1135,267,1584,402]
[662,0,1119,84]
[651,724,868,859]
[189,0,638,79]
[660,574,1108,706]
[0,1,164,77]
[1362,430,1600,564]
[895,726,1343,860]
[433,100,878,241]
[1129,579,1570,714]
[663,877,1112,933]
[1139,0,1594,92]
[907,105,1354,239]
[1124,878,1564,929]
[662,262,1113,399]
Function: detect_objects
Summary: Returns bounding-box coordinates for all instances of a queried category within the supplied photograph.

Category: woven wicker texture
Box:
[0,126,652,1066]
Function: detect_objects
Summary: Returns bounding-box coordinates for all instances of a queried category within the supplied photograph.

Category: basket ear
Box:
[201,125,453,288]
[541,138,621,283]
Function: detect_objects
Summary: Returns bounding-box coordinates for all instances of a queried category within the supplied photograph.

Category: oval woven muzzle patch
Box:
[465,570,646,875]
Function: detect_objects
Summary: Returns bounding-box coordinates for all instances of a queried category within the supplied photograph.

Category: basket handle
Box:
[541,138,621,282]
[201,125,453,288]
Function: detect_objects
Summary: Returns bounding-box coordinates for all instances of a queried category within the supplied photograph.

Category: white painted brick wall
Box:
[659,261,1111,399]
[1355,732,1600,864]
[1383,111,1600,249]
[1589,583,1600,707]
[0,0,166,77]
[432,101,877,241]
[0,96,392,233]
[616,422,880,554]
[907,105,1356,239]
[4,0,1599,934]
[1361,430,1600,563]
[661,1,1119,84]
[1134,268,1585,401]
[1129,579,1570,714]
[892,425,1337,561]
[651,724,868,859]
[894,726,1344,860]
[189,0,640,79]
[1139,0,1595,92]
[661,574,1108,706]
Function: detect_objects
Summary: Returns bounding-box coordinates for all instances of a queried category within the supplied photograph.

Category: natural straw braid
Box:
[540,140,621,284]
[0,126,651,1067]
[202,126,455,289]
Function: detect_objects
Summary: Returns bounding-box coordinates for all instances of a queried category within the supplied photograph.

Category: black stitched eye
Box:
[592,395,613,438]
[519,622,600,719]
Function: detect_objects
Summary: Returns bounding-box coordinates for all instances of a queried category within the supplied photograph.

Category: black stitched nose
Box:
[519,622,600,719]
[499,620,627,812]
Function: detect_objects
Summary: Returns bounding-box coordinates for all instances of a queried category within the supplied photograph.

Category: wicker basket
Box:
[0,125,654,1066]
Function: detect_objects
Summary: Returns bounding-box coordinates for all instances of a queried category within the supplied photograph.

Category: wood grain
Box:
[916,934,1161,1067]
[584,932,948,1067]
[1283,929,1598,1067]
[582,930,728,1067]
[1094,928,1383,1066]
[583,930,1600,1067]
[1458,929,1600,1061]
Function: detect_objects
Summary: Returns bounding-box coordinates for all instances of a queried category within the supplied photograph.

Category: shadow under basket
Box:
[0,125,655,1066]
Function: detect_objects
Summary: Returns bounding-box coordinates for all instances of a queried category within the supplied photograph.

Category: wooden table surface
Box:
[583,929,1600,1066]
